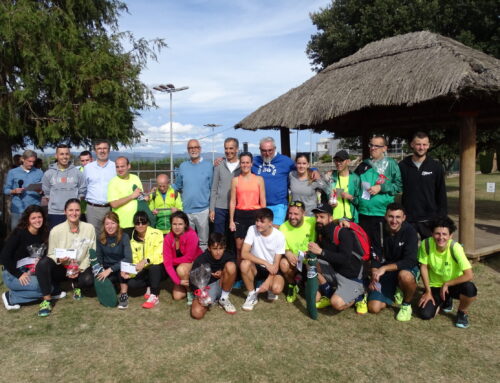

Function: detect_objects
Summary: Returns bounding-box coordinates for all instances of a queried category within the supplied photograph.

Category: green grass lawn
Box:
[1,258,499,383]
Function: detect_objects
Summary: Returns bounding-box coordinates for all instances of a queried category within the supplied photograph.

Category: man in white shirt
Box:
[83,139,116,235]
[240,208,286,311]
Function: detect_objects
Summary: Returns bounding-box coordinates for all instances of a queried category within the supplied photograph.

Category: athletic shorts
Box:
[318,259,364,304]
[255,264,270,281]
[234,209,258,239]
[268,204,287,226]
[368,265,420,305]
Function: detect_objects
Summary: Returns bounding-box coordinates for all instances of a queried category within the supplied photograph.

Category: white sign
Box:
[54,248,77,259]
[120,261,137,274]
[486,182,495,193]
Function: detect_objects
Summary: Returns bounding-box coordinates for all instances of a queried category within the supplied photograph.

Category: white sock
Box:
[221,290,230,300]
[248,289,256,296]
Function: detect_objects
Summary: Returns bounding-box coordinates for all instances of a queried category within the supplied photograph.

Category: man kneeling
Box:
[241,208,286,311]
[191,233,237,319]
[418,217,477,328]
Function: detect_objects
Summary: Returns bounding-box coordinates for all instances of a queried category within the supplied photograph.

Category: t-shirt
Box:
[418,239,471,288]
[244,226,286,264]
[332,175,353,220]
[107,174,143,229]
[279,216,316,255]
[226,160,239,173]
[252,153,295,206]
[190,250,236,289]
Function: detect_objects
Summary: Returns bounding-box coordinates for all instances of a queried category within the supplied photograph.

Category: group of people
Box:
[1,132,476,328]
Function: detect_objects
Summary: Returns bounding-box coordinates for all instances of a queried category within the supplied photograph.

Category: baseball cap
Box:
[333,150,349,161]
[311,202,332,215]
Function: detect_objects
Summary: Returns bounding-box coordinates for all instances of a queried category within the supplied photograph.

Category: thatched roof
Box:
[236,31,500,136]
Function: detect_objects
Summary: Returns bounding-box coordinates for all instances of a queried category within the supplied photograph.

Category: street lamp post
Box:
[153,84,189,176]
[204,123,222,163]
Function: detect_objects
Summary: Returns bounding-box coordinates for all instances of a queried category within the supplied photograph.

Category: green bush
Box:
[479,151,494,174]
[320,154,332,163]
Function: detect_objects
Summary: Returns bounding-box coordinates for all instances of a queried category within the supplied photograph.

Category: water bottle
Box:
[305,252,318,320]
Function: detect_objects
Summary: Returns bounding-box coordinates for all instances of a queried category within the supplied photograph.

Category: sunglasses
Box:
[134,220,148,226]
[368,144,385,149]
[289,201,304,207]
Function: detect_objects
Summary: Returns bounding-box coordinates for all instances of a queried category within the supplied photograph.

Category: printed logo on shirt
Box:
[422,171,433,176]
[257,163,277,176]
[398,242,405,247]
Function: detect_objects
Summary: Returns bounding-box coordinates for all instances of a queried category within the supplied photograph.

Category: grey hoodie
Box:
[42,162,87,215]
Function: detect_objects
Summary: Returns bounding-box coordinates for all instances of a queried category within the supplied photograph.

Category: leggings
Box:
[420,282,477,320]
[127,264,167,296]
[36,256,94,296]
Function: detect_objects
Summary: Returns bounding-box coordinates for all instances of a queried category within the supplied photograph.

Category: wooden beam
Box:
[361,130,370,159]
[280,127,291,157]
[458,113,477,253]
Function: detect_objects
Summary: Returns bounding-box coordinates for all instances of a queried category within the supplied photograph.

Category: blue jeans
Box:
[2,269,44,305]
[213,208,229,234]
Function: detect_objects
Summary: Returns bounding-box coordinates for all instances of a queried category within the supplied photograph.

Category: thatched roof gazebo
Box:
[236,31,500,256]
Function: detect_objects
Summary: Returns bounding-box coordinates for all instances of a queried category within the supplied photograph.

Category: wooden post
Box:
[361,130,370,159]
[280,127,291,157]
[458,113,477,254]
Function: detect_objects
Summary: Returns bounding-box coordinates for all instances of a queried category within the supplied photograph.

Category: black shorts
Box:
[255,264,270,280]
[234,209,257,239]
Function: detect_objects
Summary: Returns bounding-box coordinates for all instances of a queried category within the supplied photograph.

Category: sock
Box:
[249,289,256,296]
[221,290,230,300]
[319,283,334,298]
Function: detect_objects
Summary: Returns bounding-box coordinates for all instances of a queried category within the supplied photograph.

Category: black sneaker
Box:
[455,311,470,329]
[442,296,453,313]
[118,293,129,309]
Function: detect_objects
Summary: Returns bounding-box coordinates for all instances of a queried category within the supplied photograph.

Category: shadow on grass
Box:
[448,197,500,220]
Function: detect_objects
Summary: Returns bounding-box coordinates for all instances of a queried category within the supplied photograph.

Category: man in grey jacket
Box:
[42,144,86,229]
[209,138,241,234]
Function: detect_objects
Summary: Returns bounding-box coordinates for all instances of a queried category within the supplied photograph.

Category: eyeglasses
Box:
[188,146,200,150]
[289,201,304,207]
[368,144,385,149]
[134,220,148,226]
[260,148,274,153]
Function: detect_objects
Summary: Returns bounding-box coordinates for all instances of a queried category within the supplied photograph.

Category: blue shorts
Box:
[268,204,287,226]
[368,265,420,305]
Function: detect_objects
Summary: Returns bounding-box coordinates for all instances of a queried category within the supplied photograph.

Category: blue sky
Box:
[119,0,333,155]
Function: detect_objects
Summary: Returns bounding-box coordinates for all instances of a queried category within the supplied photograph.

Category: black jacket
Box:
[399,155,447,222]
[372,221,418,270]
[317,222,363,280]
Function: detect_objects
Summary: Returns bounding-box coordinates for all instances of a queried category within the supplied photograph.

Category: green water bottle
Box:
[305,252,318,320]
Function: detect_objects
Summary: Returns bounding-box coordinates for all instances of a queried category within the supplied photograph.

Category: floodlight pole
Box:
[153,84,189,176]
[204,124,222,163]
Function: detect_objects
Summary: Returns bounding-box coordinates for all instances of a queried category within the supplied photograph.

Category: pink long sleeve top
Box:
[163,228,202,285]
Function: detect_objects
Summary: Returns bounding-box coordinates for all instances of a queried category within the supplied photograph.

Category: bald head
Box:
[156,174,170,194]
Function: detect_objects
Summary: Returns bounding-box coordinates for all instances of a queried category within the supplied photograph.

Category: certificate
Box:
[297,251,305,272]
[54,248,77,259]
[361,182,371,200]
[25,183,42,192]
[120,261,137,274]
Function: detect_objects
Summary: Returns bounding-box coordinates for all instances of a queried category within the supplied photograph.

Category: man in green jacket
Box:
[148,174,183,234]
[355,136,402,260]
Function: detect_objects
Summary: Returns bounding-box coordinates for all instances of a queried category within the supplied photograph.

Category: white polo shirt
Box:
[244,225,286,264]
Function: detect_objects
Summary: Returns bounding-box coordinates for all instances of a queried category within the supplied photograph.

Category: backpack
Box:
[423,238,460,264]
[333,222,371,262]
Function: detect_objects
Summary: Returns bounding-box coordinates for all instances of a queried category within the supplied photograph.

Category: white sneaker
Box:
[51,291,67,300]
[2,292,20,311]
[267,291,279,301]
[219,297,237,314]
[242,292,258,311]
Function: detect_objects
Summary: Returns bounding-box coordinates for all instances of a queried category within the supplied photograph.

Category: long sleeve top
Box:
[163,228,202,285]
[95,233,132,272]
[0,228,46,278]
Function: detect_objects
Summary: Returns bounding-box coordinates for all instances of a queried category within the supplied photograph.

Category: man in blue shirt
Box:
[174,139,213,250]
[252,137,295,226]
[83,139,116,235]
[3,150,43,230]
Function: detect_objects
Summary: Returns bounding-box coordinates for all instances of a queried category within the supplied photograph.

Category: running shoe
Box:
[118,293,129,309]
[396,304,412,322]
[219,297,237,314]
[316,296,331,309]
[142,294,159,309]
[73,288,82,300]
[242,291,258,311]
[393,287,403,306]
[355,294,368,315]
[186,292,194,306]
[38,300,52,317]
[455,311,470,329]
[267,291,279,301]
[442,296,453,313]
[286,284,299,303]
[51,291,67,300]
[2,292,20,311]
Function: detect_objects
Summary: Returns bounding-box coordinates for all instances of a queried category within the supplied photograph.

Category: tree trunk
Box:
[0,136,13,241]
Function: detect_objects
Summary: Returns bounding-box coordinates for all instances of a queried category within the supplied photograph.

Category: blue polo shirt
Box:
[173,159,213,213]
[3,166,43,213]
[84,160,116,205]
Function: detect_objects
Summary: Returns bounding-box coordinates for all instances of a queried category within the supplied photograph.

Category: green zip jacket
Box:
[357,157,402,217]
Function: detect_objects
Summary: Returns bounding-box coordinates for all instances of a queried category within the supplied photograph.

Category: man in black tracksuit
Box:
[399,131,447,239]
[367,203,419,321]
